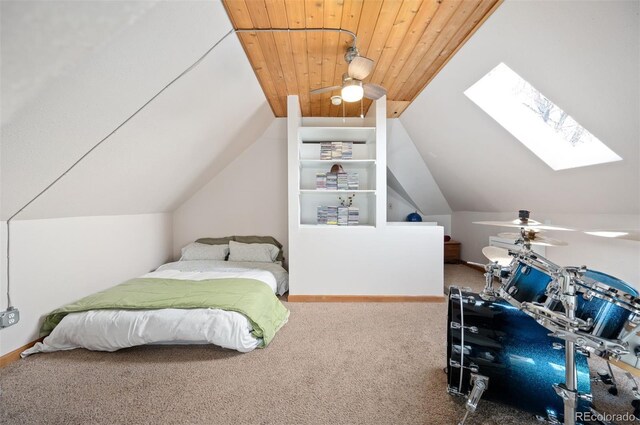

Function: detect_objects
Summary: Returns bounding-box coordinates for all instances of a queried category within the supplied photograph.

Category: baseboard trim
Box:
[288,295,445,302]
[0,337,43,368]
[464,262,485,273]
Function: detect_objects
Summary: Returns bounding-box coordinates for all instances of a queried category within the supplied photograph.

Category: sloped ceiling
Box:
[400,0,640,214]
[1,0,274,220]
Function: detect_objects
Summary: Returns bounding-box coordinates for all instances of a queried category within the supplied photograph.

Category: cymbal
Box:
[474,219,574,231]
[481,246,512,266]
[498,232,568,247]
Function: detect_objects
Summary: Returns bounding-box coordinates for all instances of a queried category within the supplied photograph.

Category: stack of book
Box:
[316,206,328,224]
[316,173,327,190]
[319,141,355,160]
[337,207,349,226]
[348,172,359,190]
[317,206,360,226]
[320,143,332,160]
[348,207,359,225]
[315,171,359,190]
[342,142,353,159]
[337,172,348,190]
[327,206,338,225]
[326,173,338,190]
[331,142,342,159]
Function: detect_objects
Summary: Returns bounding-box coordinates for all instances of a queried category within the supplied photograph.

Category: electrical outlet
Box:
[0,308,20,329]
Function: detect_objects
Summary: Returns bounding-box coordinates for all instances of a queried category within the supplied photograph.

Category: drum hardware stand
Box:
[457,374,489,425]
[557,269,579,425]
[480,261,501,301]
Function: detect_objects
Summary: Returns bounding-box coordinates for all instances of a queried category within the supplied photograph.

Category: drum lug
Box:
[450,293,476,304]
[450,321,479,334]
[449,359,480,373]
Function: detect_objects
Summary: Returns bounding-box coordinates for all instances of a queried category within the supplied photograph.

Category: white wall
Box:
[387,119,451,215]
[0,213,172,356]
[452,211,640,289]
[387,186,451,235]
[1,1,273,220]
[173,119,289,260]
[401,0,639,214]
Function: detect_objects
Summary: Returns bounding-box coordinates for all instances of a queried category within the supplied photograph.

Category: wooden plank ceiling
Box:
[222,0,502,117]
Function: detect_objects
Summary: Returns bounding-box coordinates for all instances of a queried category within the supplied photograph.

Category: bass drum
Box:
[447,288,592,422]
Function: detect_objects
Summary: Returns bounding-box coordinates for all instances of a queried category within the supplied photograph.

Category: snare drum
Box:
[447,288,591,422]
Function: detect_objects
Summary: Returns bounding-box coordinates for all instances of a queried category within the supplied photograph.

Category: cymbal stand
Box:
[479,262,500,301]
[552,269,579,425]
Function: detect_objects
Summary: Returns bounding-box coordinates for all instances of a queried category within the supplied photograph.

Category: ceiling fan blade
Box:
[310,85,341,95]
[363,83,387,100]
[348,56,374,80]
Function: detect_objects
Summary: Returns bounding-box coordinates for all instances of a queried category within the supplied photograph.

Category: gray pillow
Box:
[180,242,229,261]
[228,240,279,263]
[233,236,284,262]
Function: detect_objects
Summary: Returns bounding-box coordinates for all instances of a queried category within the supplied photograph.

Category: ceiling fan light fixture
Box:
[341,79,363,102]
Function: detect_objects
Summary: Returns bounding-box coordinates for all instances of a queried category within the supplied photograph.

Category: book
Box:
[317,206,328,224]
[347,172,359,190]
[337,206,349,226]
[327,206,338,225]
[348,207,359,226]
[320,142,332,160]
[315,172,327,190]
[337,172,348,190]
[331,142,342,159]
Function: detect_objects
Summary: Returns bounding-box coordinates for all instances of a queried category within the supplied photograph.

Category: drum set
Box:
[447,210,640,425]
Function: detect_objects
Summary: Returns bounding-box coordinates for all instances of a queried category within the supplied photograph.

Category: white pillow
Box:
[228,240,279,263]
[180,242,229,261]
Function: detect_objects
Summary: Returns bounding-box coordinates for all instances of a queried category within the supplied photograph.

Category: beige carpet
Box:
[0,265,637,424]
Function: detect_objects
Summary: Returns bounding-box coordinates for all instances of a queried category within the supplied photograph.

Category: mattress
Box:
[22,261,289,357]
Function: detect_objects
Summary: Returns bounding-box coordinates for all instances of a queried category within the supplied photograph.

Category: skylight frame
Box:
[464,63,622,171]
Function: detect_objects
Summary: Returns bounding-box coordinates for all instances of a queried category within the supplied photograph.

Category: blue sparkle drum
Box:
[501,252,559,306]
[502,251,640,342]
[570,270,640,340]
[447,288,592,422]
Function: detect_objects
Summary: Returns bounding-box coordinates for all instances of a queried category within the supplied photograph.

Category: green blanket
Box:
[41,277,289,347]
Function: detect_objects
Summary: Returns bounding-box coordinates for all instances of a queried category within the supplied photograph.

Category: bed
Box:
[22,237,290,357]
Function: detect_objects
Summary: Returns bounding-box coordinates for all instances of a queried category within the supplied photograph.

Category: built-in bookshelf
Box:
[293,120,381,227]
[286,95,444,298]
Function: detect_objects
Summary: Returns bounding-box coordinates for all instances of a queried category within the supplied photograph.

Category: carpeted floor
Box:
[0,265,637,424]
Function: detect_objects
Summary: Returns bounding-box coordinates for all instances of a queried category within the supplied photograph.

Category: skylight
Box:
[464,63,622,171]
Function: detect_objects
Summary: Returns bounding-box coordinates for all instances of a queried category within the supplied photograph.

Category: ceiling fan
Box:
[310,46,386,103]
